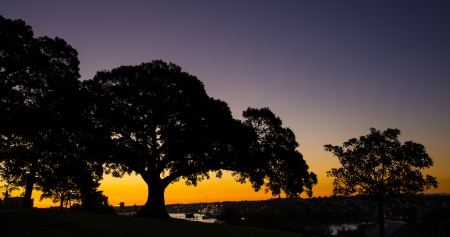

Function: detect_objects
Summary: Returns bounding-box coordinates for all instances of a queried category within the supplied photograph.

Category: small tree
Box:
[36,156,103,210]
[71,189,115,214]
[325,128,438,237]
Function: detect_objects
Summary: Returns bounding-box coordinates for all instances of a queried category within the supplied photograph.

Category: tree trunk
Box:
[378,197,385,237]
[60,195,64,211]
[22,163,37,207]
[136,175,171,219]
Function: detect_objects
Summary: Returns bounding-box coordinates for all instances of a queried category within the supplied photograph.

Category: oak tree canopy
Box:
[84,60,317,218]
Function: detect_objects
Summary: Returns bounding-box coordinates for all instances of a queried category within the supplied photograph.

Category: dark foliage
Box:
[217,207,243,225]
[1,15,316,218]
[0,15,104,207]
[36,157,103,210]
[422,208,450,225]
[71,189,115,214]
[325,127,438,237]
[437,219,450,237]
[240,108,317,198]
[83,60,316,218]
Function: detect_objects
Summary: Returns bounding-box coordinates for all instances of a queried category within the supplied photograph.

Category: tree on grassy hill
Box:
[83,60,317,218]
[0,15,84,207]
[325,128,438,237]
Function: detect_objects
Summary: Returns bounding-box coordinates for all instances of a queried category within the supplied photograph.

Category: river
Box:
[169,213,217,223]
[327,222,372,235]
[121,212,370,234]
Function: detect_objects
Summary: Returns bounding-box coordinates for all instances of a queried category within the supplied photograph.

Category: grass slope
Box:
[0,207,307,237]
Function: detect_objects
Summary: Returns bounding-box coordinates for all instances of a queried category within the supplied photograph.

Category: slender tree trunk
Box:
[136,175,170,219]
[22,163,37,207]
[60,195,64,211]
[378,197,385,237]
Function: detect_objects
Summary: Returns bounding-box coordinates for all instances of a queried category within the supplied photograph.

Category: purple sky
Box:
[2,1,450,200]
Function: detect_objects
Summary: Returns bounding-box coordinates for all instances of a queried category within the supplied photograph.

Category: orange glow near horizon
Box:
[99,172,292,206]
[11,144,450,208]
[26,165,450,208]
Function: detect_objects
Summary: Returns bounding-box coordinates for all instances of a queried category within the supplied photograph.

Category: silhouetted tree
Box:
[36,156,103,210]
[0,15,82,207]
[217,207,243,225]
[0,150,23,196]
[83,60,317,218]
[71,189,115,214]
[325,128,438,237]
[0,16,34,199]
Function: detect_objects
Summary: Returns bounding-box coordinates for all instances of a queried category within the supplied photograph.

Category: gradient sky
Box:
[2,1,449,208]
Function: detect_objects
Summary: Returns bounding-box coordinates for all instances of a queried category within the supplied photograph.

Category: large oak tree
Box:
[325,128,438,237]
[84,60,317,218]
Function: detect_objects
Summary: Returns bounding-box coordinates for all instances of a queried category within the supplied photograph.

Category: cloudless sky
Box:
[2,1,450,207]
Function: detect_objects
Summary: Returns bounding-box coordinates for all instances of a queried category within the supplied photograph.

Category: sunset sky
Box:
[2,1,449,208]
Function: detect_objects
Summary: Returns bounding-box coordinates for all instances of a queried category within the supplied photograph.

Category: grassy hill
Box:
[0,207,309,237]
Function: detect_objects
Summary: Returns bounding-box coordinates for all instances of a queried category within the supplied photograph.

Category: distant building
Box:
[120,202,125,213]
[116,202,125,213]
[3,197,34,207]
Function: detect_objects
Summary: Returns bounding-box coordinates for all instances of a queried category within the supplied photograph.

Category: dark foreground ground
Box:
[0,207,313,237]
